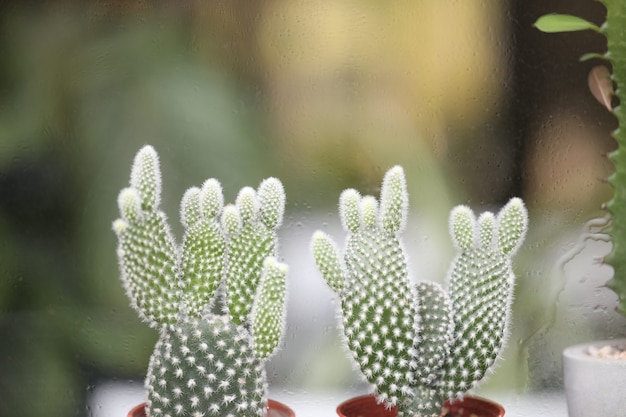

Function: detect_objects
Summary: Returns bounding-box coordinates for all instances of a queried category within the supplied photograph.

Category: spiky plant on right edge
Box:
[113,145,288,417]
[312,166,528,417]
[534,1,626,315]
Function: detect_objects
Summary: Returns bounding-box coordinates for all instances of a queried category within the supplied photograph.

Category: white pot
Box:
[563,339,626,417]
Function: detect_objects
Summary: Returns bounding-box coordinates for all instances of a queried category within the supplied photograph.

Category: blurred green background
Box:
[1,1,624,416]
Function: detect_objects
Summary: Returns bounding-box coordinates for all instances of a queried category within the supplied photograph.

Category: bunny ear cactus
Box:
[312,166,528,417]
[440,200,526,401]
[535,1,626,315]
[313,167,420,410]
[113,145,288,417]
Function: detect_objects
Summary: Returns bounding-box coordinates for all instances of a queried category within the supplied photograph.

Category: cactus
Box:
[113,145,288,417]
[311,166,528,417]
[534,1,626,315]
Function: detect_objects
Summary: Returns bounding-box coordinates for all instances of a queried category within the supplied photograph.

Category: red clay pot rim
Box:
[336,394,505,417]
[127,399,295,417]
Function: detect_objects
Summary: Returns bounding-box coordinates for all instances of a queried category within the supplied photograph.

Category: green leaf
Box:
[579,52,607,62]
[534,14,601,33]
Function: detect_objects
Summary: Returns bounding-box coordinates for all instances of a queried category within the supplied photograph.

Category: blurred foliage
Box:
[0,4,278,417]
[0,1,624,416]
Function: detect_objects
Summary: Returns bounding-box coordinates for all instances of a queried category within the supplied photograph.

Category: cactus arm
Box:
[449,206,477,251]
[477,212,496,249]
[130,145,162,211]
[442,248,510,399]
[113,146,180,328]
[406,282,455,417]
[311,231,346,294]
[380,166,408,233]
[338,167,419,410]
[360,196,379,228]
[258,178,286,230]
[414,281,454,387]
[225,188,273,324]
[340,189,362,232]
[342,226,418,410]
[440,199,527,400]
[251,258,288,360]
[225,180,285,325]
[179,181,227,318]
[497,197,528,256]
[601,0,626,315]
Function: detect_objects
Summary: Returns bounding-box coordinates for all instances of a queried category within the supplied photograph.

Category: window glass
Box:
[0,2,620,417]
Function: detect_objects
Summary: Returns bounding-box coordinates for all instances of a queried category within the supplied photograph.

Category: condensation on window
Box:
[0,1,621,417]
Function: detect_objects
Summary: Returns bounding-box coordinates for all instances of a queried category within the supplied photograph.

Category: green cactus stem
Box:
[535,1,626,315]
[146,315,267,417]
[440,203,524,400]
[114,146,181,328]
[313,167,419,410]
[312,166,528,417]
[603,0,626,316]
[224,179,285,326]
[113,145,288,417]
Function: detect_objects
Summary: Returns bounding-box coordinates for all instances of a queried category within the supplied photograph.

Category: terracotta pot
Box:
[127,399,295,417]
[336,394,505,417]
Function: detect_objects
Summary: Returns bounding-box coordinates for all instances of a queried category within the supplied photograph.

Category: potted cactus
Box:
[535,3,626,417]
[112,145,294,417]
[311,166,528,417]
